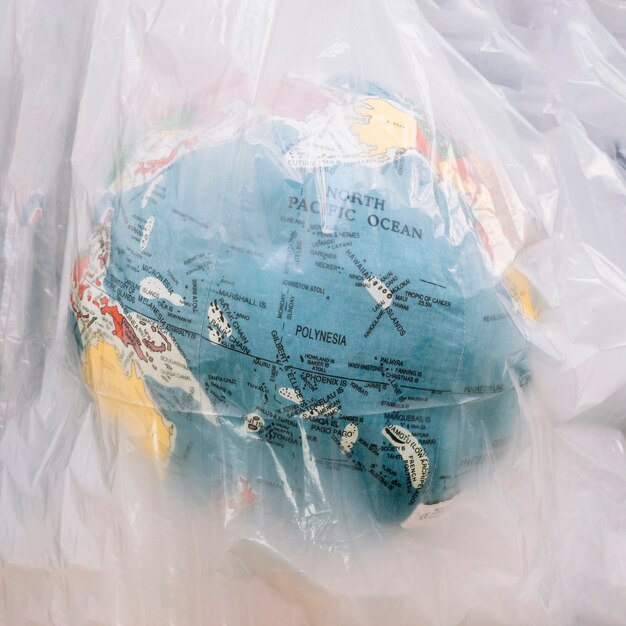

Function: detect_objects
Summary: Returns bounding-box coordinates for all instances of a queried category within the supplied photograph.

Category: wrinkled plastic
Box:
[421,0,626,428]
[1,1,626,625]
[589,0,626,50]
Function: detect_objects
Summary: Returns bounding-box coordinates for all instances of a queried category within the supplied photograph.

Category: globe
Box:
[70,80,528,525]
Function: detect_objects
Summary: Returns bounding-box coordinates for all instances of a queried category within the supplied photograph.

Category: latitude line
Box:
[84,277,513,396]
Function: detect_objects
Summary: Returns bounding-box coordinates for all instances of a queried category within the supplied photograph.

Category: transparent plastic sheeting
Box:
[420,0,626,426]
[422,0,626,168]
[0,1,625,625]
[589,0,626,50]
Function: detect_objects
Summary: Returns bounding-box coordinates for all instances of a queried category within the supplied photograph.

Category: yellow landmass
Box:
[504,266,540,320]
[437,152,464,191]
[83,340,174,461]
[352,98,418,159]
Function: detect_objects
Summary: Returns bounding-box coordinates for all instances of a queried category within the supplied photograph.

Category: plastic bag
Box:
[421,0,626,172]
[589,0,626,51]
[421,0,626,427]
[1,1,625,625]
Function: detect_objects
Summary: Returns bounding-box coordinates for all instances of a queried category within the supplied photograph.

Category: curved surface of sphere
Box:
[71,83,527,525]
